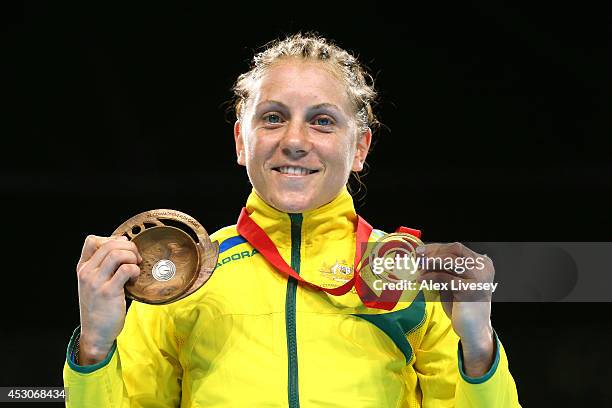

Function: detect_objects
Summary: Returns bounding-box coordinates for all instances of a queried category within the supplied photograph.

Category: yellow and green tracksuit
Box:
[63,187,521,407]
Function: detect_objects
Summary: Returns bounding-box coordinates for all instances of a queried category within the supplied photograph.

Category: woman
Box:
[64,34,521,407]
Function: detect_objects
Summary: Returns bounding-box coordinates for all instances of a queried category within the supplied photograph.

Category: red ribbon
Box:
[236,207,419,310]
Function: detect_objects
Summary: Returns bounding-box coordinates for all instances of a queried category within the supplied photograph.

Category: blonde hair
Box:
[232,33,379,132]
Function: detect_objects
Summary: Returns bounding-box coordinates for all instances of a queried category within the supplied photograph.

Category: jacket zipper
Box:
[286,213,302,408]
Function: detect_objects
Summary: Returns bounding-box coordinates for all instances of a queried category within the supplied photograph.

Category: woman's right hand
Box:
[76,235,142,365]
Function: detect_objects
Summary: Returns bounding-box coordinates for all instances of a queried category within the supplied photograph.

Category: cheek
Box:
[320,139,356,173]
[244,139,257,163]
[244,132,265,163]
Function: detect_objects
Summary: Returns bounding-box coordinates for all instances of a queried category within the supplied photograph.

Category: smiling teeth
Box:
[278,166,313,175]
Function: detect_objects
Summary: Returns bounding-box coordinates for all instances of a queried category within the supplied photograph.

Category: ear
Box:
[234,120,246,166]
[351,127,372,172]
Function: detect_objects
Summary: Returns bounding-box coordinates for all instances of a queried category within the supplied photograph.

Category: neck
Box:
[244,187,357,250]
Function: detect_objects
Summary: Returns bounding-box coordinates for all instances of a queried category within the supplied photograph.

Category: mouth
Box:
[272,166,320,176]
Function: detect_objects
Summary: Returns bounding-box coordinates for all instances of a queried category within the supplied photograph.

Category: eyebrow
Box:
[255,100,289,115]
[307,103,342,114]
[255,100,344,117]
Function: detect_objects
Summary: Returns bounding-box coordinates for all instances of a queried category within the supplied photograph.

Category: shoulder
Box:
[209,224,239,244]
[209,224,252,255]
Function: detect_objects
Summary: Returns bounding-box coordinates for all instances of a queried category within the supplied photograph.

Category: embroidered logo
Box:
[216,248,260,269]
[319,260,356,292]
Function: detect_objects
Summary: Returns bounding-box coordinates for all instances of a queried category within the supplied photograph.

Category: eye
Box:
[313,116,334,127]
[263,113,283,124]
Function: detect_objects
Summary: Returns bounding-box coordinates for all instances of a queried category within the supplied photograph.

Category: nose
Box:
[280,121,312,160]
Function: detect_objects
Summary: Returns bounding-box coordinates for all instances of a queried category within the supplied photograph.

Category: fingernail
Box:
[416,245,425,255]
[119,236,129,241]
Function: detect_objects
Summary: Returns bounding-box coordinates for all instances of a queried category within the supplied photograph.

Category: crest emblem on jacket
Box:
[319,260,355,290]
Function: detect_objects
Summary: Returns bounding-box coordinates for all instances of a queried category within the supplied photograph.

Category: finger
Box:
[417,271,492,302]
[416,253,463,274]
[86,239,142,272]
[95,249,140,284]
[417,270,456,285]
[107,263,141,293]
[79,235,122,266]
[421,242,478,258]
[416,243,480,273]
[419,256,452,272]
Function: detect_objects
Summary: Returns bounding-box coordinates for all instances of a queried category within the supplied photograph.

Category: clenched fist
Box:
[76,235,142,365]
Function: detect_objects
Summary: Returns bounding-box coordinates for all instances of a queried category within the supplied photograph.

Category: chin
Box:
[270,191,317,213]
[274,198,313,213]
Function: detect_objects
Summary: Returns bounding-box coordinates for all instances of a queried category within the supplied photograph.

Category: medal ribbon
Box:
[236,208,421,310]
[236,207,370,295]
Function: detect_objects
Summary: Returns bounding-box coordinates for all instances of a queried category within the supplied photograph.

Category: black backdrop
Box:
[3,1,612,406]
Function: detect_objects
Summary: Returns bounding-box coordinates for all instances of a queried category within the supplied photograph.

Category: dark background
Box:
[2,1,612,406]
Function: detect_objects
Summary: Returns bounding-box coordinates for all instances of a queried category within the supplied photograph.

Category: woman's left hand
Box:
[416,242,496,377]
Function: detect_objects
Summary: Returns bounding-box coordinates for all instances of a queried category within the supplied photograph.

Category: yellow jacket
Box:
[63,188,521,407]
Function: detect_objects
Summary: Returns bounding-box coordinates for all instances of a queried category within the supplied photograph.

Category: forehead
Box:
[250,60,352,114]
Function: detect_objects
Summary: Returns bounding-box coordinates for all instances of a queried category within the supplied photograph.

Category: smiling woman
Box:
[63,33,521,407]
[232,42,374,212]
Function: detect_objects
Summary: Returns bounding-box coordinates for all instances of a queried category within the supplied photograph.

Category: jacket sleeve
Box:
[413,301,521,407]
[62,302,182,407]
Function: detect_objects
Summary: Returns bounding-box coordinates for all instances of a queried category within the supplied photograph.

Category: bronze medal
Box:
[111,209,219,305]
